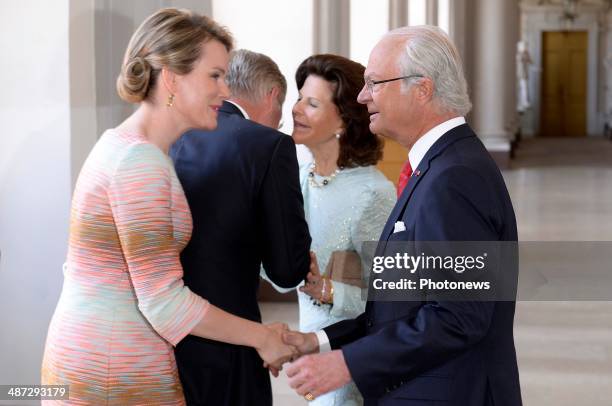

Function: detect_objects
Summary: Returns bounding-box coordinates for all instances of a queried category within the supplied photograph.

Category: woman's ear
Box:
[334,118,346,137]
[160,67,177,96]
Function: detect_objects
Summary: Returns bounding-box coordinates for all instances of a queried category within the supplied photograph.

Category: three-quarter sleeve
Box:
[108,142,209,346]
[330,184,396,319]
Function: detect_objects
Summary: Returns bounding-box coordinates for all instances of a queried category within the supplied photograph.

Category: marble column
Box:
[426,0,438,25]
[389,0,408,29]
[313,0,350,56]
[468,0,520,168]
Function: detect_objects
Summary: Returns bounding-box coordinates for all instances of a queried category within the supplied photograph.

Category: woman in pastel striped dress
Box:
[41,9,295,405]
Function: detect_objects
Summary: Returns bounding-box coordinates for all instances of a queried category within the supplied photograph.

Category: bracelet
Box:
[320,277,334,304]
[321,278,327,302]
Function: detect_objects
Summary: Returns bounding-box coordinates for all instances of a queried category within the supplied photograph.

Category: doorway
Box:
[540,31,588,137]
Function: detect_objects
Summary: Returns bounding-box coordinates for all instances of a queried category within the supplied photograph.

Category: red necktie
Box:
[397,160,413,197]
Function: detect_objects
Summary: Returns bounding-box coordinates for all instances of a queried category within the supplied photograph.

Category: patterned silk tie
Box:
[397,160,413,197]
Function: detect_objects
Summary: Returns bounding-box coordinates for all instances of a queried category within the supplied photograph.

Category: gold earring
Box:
[166,94,175,107]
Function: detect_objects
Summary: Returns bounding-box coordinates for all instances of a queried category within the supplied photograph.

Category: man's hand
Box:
[282,330,319,356]
[285,350,352,399]
[257,324,298,377]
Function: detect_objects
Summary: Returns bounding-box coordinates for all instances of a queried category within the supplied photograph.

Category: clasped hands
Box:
[258,325,351,400]
[256,252,351,400]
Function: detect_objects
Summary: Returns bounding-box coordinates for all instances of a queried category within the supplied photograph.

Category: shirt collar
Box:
[225,99,250,120]
[408,116,466,170]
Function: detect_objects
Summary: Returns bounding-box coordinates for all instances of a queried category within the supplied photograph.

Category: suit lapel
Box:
[368,125,475,313]
[379,124,475,242]
[380,163,429,241]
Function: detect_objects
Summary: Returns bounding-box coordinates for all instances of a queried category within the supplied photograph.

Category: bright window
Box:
[408,0,426,26]
[212,0,313,142]
[350,0,389,66]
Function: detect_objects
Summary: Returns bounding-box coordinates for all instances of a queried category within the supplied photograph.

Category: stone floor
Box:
[261,136,612,405]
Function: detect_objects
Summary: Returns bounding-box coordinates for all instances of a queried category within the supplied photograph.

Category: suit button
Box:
[366,318,373,327]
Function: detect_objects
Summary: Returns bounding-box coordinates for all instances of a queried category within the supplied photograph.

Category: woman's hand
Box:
[299,251,333,303]
[257,325,298,376]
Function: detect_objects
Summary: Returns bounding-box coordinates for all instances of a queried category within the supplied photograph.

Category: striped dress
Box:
[41,130,209,405]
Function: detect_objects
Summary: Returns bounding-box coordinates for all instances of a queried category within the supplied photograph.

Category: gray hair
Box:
[386,25,472,116]
[226,49,287,105]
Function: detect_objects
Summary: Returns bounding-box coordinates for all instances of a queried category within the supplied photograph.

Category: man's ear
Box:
[160,67,178,95]
[415,77,434,103]
[267,86,281,109]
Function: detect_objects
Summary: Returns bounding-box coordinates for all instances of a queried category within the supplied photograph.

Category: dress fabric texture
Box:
[299,164,396,406]
[41,130,208,405]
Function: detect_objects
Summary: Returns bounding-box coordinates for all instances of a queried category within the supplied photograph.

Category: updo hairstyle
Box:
[116,8,233,103]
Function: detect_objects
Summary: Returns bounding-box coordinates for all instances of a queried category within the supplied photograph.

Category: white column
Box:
[70,0,98,188]
[389,0,408,29]
[469,0,519,167]
[426,0,438,25]
[448,0,467,63]
[313,0,350,56]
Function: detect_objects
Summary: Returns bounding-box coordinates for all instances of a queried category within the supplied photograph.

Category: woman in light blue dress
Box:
[291,54,396,405]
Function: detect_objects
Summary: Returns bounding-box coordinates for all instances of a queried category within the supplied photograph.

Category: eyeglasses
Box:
[364,74,424,94]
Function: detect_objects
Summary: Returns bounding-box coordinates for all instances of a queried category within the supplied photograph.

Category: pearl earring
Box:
[335,133,341,139]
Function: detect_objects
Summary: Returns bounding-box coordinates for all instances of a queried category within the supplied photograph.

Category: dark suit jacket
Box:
[170,101,311,406]
[324,124,522,406]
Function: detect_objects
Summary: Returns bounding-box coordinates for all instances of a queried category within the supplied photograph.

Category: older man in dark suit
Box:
[283,26,522,406]
[170,49,311,406]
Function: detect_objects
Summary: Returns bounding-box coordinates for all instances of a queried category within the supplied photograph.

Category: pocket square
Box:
[393,221,406,233]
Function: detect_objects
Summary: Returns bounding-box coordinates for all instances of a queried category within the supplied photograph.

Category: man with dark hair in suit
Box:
[170,49,311,406]
[283,26,522,406]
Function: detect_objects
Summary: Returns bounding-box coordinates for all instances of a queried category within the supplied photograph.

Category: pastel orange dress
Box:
[41,130,209,405]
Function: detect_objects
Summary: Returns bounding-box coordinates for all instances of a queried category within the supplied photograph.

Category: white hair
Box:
[226,49,287,105]
[385,25,472,116]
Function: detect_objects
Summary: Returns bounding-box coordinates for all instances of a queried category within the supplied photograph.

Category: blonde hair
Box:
[116,8,233,103]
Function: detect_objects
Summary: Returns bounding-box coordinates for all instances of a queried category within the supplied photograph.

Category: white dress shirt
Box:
[225,99,250,120]
[315,116,466,354]
[408,116,466,171]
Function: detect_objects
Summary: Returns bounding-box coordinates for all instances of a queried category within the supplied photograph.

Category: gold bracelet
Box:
[320,277,334,304]
[321,278,327,302]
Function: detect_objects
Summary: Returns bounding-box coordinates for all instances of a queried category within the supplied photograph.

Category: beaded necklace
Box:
[307,161,342,187]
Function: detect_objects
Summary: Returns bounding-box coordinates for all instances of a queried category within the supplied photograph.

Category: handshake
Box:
[256,323,318,376]
[254,323,352,401]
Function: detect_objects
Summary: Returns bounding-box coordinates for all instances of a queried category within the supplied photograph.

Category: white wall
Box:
[0,0,72,400]
[212,0,314,163]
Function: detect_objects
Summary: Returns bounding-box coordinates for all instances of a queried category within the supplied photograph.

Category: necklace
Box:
[308,161,342,187]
